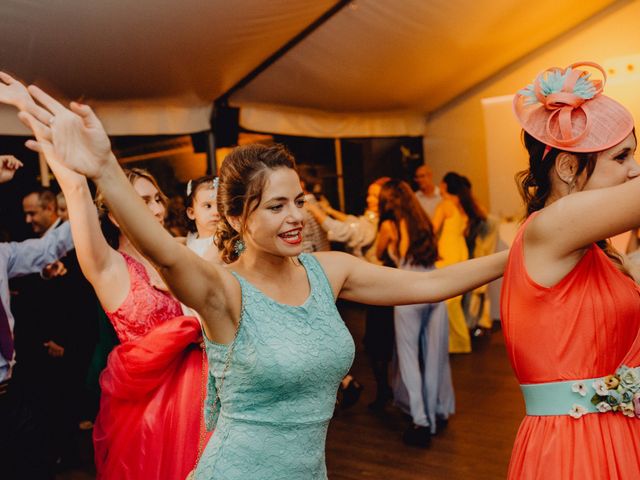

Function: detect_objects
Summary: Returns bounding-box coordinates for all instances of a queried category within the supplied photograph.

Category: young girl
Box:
[185,175,222,263]
[8,81,508,479]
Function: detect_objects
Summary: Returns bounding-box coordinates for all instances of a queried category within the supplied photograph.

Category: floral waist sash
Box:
[520,365,640,419]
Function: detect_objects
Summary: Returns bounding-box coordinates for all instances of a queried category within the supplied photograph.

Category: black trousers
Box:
[0,378,51,480]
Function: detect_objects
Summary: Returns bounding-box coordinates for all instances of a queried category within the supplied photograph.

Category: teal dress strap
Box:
[203,271,245,431]
[298,253,335,303]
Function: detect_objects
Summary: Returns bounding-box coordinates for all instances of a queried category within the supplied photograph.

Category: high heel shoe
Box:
[402,424,431,448]
[339,377,363,409]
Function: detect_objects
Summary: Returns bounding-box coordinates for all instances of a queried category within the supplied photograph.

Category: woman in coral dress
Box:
[502,62,640,478]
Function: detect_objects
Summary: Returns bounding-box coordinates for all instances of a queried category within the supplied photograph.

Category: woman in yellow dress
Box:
[432,172,471,353]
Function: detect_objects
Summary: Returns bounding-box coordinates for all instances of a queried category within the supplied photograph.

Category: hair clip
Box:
[208,177,219,200]
[186,180,193,197]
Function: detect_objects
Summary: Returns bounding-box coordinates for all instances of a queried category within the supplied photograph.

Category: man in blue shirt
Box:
[0,155,74,479]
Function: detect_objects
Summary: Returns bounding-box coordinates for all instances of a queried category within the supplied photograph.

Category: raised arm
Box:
[7,81,239,342]
[317,250,508,306]
[52,176,130,310]
[529,177,640,257]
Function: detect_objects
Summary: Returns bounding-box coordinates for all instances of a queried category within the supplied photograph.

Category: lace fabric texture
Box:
[106,252,184,343]
[196,253,355,479]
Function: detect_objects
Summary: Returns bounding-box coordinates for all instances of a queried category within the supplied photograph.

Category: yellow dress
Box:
[435,202,471,353]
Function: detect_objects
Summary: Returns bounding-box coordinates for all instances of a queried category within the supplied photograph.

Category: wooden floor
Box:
[60,302,524,480]
[325,302,523,480]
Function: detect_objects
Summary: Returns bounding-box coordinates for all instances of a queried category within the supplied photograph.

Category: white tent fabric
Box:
[0,0,620,137]
[239,103,426,138]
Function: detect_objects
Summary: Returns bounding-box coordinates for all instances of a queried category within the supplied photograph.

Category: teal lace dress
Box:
[195,253,355,479]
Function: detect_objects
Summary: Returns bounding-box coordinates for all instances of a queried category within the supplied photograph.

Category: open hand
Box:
[16,84,114,182]
[0,72,52,119]
[0,155,23,184]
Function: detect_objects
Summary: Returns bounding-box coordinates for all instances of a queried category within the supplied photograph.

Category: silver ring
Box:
[48,116,55,126]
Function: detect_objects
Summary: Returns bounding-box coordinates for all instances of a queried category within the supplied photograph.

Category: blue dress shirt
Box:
[0,221,74,381]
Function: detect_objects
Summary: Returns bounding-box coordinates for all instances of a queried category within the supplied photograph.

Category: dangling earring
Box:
[234,238,246,256]
[568,177,576,194]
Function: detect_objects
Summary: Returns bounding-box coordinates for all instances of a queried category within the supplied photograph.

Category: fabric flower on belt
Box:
[618,365,640,393]
[604,374,620,390]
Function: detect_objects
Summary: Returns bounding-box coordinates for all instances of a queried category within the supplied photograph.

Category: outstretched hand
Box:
[0,72,52,121]
[0,155,23,184]
[0,72,115,183]
[18,85,114,182]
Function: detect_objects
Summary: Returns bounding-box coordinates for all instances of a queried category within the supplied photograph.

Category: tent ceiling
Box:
[0,0,335,101]
[232,0,619,112]
[0,0,621,134]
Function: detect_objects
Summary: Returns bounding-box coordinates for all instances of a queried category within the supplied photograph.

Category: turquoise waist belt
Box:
[521,378,600,416]
[521,366,640,418]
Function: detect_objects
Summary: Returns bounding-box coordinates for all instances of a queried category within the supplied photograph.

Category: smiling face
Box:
[187,186,220,238]
[241,167,306,258]
[581,132,639,191]
[23,192,57,235]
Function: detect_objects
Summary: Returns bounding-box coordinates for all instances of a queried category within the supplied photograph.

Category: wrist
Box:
[93,154,120,184]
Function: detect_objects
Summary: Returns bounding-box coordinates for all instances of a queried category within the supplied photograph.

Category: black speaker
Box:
[213,106,240,148]
[190,132,209,153]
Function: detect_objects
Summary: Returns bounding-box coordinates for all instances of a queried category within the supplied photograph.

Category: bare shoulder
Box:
[524,199,570,249]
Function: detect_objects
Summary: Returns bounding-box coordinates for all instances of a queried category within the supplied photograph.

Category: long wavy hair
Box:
[442,172,486,238]
[215,143,297,264]
[378,179,438,267]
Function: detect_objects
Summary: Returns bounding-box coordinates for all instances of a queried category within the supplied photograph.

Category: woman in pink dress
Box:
[91,169,210,480]
[0,69,208,480]
[502,62,640,478]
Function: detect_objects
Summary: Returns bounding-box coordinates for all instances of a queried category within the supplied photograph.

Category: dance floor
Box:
[59,301,523,480]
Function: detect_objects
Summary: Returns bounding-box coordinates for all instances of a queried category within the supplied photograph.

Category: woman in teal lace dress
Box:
[8,83,508,479]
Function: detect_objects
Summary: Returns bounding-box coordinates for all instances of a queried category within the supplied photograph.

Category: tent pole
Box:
[207,130,217,176]
[39,152,50,187]
[334,138,345,212]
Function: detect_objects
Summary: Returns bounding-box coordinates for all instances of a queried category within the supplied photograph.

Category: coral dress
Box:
[501,214,640,479]
[94,252,210,479]
[435,203,470,353]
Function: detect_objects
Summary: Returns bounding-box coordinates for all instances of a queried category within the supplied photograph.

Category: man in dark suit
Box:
[12,188,98,472]
[0,157,75,479]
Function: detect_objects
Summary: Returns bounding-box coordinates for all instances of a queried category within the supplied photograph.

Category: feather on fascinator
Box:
[513,62,634,152]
